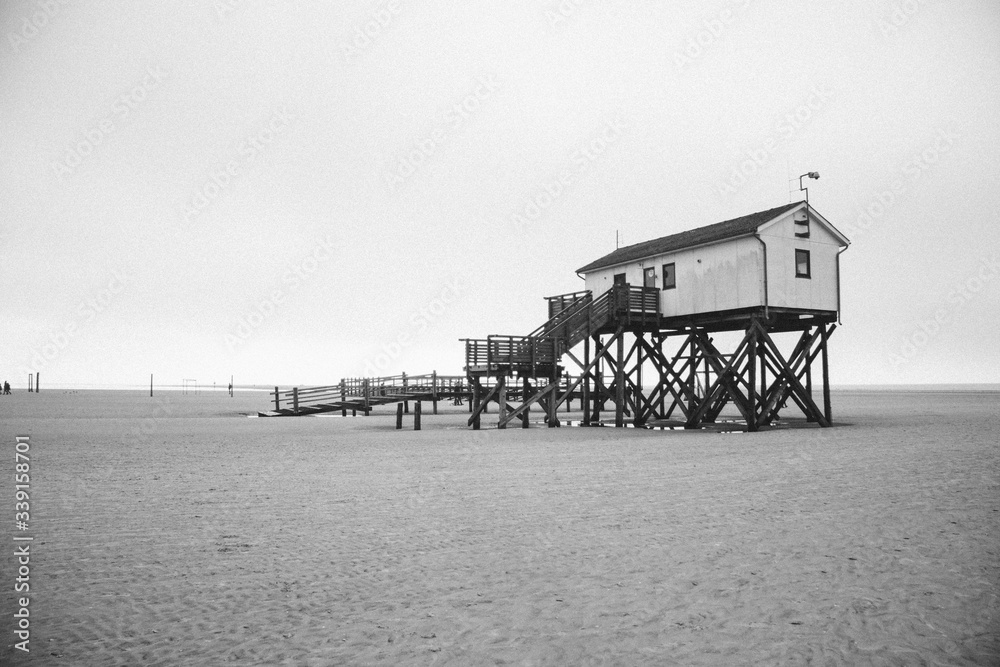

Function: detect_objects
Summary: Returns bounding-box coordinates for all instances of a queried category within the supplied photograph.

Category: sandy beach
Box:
[1,388,997,665]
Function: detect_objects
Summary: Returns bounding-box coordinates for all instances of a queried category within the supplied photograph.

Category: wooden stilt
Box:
[615,332,625,427]
[471,377,482,430]
[497,376,508,430]
[522,377,531,428]
[747,323,758,432]
[821,324,832,424]
[581,337,592,425]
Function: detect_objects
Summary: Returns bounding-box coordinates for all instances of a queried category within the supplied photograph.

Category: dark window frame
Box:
[613,272,627,286]
[795,249,811,279]
[661,262,676,290]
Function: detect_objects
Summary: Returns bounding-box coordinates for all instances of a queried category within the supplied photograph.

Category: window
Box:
[795,249,811,278]
[613,273,627,286]
[662,262,676,290]
[643,267,656,288]
[794,210,810,238]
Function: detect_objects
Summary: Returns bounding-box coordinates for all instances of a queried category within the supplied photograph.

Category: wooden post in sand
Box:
[273,387,280,411]
[497,377,507,430]
[150,374,153,397]
[821,324,832,424]
[35,372,39,393]
[522,377,530,429]
[396,402,404,430]
[414,401,421,430]
[472,378,481,430]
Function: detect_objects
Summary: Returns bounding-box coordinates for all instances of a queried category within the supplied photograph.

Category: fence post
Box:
[414,401,421,431]
[293,387,299,413]
[403,372,409,414]
[432,371,438,415]
[363,379,370,415]
[274,386,280,411]
[396,402,404,430]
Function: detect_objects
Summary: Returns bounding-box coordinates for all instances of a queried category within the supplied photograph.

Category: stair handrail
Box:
[526,291,594,339]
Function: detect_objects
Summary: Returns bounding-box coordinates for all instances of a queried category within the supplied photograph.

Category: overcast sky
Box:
[2,0,998,389]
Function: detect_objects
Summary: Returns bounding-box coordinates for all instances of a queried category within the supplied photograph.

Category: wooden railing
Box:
[462,335,559,375]
[545,290,592,321]
[462,285,659,377]
[271,373,467,412]
[612,284,659,326]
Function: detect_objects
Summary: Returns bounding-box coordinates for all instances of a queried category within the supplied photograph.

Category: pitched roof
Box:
[576,202,804,274]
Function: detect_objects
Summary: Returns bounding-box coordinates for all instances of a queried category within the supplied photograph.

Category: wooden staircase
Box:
[463,284,659,429]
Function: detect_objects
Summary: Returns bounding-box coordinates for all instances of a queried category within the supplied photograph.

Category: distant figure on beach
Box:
[3,381,10,394]
[453,381,463,405]
[228,382,233,397]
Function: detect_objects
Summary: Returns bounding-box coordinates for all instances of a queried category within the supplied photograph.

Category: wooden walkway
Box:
[257,373,468,417]
[257,373,590,418]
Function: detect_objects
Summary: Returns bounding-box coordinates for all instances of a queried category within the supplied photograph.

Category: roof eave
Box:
[577,232,758,275]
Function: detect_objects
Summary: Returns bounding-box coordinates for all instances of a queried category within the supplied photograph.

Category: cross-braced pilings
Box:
[464,283,838,431]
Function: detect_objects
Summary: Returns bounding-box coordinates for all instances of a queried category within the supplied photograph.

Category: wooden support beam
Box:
[432,371,439,415]
[470,377,483,430]
[547,376,559,428]
[686,331,755,428]
[498,382,557,428]
[747,324,758,432]
[522,377,531,428]
[396,402,404,430]
[615,333,625,427]
[414,401,422,430]
[756,324,831,427]
[752,321,829,427]
[821,324,832,423]
[497,377,508,430]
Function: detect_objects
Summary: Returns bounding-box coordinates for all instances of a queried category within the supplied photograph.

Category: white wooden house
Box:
[575,202,849,322]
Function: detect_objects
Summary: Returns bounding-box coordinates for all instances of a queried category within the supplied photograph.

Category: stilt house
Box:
[462,201,849,432]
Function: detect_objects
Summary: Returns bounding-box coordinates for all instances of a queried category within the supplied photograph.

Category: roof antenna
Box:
[616,230,619,249]
[798,171,820,207]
